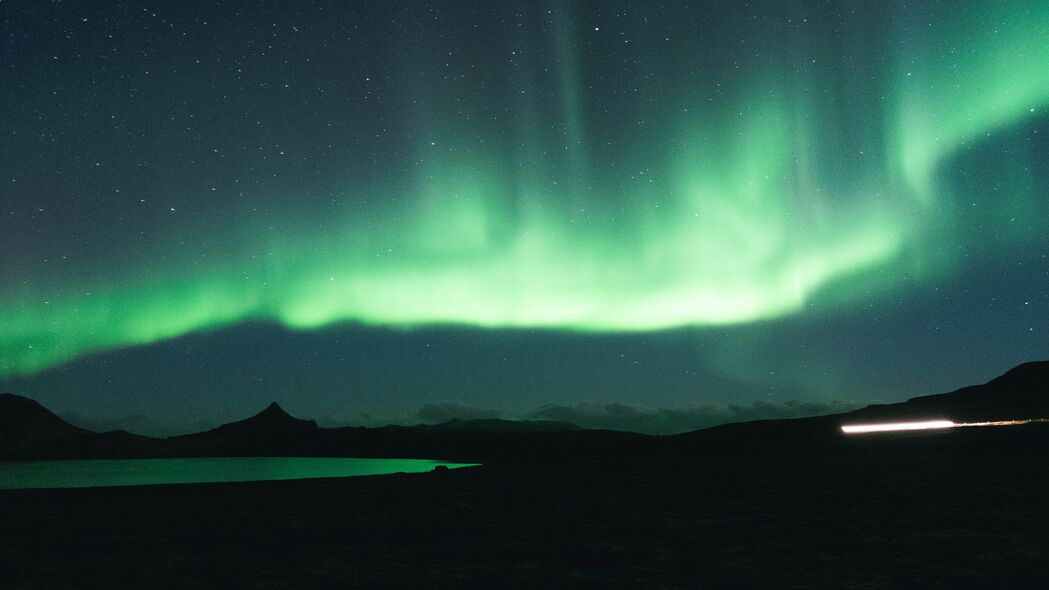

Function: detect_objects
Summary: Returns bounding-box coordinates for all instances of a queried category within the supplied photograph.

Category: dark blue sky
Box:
[2,1,1048,434]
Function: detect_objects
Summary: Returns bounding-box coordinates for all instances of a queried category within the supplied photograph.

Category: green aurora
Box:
[3,2,1049,379]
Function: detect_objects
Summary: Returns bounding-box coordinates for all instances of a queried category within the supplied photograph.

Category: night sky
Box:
[2,1,1048,435]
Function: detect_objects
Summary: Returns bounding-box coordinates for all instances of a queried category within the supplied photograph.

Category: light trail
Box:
[955,419,1047,428]
[840,418,1049,434]
[841,420,955,434]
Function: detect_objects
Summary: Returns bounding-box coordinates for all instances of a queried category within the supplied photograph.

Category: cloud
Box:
[527,400,862,435]
[315,413,375,428]
[416,402,502,423]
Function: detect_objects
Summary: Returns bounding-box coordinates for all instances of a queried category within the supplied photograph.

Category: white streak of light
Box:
[957,419,1049,428]
[841,418,1049,434]
[841,420,955,434]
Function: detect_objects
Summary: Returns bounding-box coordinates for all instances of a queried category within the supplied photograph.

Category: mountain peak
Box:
[258,402,289,417]
[199,401,318,436]
[1,393,85,432]
[1,393,90,458]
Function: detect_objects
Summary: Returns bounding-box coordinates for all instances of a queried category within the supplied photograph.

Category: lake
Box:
[0,457,478,489]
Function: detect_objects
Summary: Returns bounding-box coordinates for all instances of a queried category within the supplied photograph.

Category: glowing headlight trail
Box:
[841,420,955,434]
[957,419,1049,428]
[841,418,1049,434]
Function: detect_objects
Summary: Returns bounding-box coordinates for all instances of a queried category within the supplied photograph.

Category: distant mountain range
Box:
[2,360,1047,462]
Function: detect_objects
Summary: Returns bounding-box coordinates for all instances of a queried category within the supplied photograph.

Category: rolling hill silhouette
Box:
[0,393,166,460]
[0,393,88,458]
[844,360,1049,422]
[2,360,1047,461]
[675,360,1049,449]
[5,362,1049,588]
[422,418,581,431]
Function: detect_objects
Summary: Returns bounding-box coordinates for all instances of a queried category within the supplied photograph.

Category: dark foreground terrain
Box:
[4,361,1049,588]
[4,423,1049,589]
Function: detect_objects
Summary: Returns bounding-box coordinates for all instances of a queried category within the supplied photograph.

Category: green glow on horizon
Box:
[2,3,1049,378]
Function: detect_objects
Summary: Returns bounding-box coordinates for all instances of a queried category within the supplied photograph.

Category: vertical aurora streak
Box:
[2,1,1048,379]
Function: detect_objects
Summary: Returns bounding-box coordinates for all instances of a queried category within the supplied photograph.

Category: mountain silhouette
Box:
[844,360,1049,423]
[672,360,1049,451]
[5,364,1049,588]
[424,418,581,431]
[2,360,1047,461]
[172,402,318,453]
[0,393,88,458]
[0,393,167,459]
[208,402,318,435]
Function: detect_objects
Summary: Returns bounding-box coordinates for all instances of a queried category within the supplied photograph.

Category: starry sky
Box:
[2,1,1048,435]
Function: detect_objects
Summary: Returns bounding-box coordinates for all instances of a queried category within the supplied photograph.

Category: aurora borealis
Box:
[2,1,1048,432]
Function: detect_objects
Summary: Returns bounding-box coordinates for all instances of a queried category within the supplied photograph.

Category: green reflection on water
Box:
[0,457,478,489]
